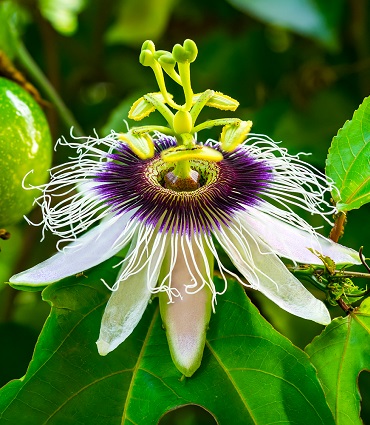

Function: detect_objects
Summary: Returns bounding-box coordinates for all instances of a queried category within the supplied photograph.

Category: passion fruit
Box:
[0,77,52,226]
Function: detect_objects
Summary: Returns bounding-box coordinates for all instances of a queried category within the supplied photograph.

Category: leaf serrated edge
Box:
[325,95,370,209]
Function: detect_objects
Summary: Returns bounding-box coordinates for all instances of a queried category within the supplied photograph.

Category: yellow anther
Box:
[220,120,253,152]
[118,132,154,159]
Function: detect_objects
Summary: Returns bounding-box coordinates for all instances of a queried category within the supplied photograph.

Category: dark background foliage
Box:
[0,0,370,423]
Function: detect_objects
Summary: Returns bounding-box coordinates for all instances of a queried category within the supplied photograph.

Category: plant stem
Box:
[329,211,347,242]
[338,270,370,279]
[15,39,84,136]
[337,298,353,312]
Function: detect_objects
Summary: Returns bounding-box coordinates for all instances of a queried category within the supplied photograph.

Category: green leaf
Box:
[0,263,334,424]
[306,298,370,425]
[106,0,177,47]
[226,0,341,49]
[326,96,370,211]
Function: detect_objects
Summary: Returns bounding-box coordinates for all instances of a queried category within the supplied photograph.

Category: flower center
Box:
[94,137,273,235]
[145,157,220,194]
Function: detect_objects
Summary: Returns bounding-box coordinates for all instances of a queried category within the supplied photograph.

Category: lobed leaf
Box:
[326,96,370,211]
[0,261,334,424]
[306,298,370,425]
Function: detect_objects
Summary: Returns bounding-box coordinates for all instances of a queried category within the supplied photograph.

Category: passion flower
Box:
[9,40,360,377]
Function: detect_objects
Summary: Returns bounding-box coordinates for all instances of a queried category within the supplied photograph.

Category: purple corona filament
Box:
[94,137,273,235]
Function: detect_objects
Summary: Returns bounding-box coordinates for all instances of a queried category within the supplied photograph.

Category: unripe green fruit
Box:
[0,77,52,227]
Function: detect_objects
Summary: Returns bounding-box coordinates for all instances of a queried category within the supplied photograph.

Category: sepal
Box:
[7,281,49,292]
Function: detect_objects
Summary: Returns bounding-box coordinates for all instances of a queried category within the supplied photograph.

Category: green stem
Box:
[290,266,370,280]
[15,39,84,136]
[179,133,195,148]
[339,270,370,279]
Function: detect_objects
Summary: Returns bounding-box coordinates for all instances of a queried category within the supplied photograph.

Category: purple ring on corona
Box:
[94,137,273,235]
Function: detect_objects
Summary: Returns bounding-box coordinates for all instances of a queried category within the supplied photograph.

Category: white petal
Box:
[159,235,213,377]
[241,208,360,265]
[97,231,168,355]
[9,212,135,286]
[216,224,331,325]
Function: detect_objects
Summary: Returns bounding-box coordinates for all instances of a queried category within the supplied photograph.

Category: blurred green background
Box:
[0,0,370,423]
